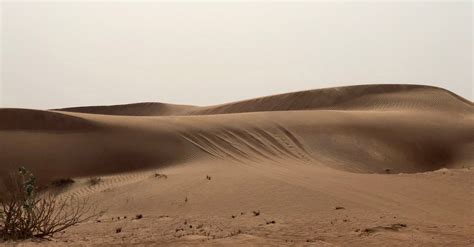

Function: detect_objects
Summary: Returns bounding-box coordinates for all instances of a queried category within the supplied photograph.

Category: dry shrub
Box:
[0,167,100,240]
[88,177,102,186]
[51,178,75,188]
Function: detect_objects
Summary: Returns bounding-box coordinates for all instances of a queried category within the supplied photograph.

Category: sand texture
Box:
[0,84,473,246]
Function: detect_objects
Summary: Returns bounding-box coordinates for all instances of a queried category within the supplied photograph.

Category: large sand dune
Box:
[56,84,472,115]
[0,84,473,246]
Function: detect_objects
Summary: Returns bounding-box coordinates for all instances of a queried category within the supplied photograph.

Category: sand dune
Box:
[0,84,473,245]
[56,84,473,116]
[2,84,472,179]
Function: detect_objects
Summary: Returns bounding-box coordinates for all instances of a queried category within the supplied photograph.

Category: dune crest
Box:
[56,84,473,116]
[56,102,197,116]
[0,108,99,131]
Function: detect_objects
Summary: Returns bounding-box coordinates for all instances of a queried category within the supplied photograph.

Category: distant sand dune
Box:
[186,84,472,115]
[56,84,473,116]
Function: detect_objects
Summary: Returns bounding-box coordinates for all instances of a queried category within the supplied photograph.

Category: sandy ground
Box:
[0,84,473,246]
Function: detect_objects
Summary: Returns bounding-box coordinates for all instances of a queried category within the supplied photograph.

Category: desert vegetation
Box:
[51,178,75,188]
[88,177,102,186]
[0,167,99,240]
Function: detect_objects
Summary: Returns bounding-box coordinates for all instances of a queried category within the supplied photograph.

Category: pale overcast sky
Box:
[1,2,472,109]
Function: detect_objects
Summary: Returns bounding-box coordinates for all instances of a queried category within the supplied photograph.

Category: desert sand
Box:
[0,84,473,246]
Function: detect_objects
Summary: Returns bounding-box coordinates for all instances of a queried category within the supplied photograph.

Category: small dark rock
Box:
[155,173,168,179]
[390,223,407,230]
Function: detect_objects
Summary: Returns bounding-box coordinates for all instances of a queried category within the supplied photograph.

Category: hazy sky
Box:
[1,2,472,109]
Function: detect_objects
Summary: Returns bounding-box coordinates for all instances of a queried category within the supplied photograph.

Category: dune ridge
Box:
[186,84,472,115]
[0,108,99,131]
[55,84,473,116]
[56,102,197,116]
